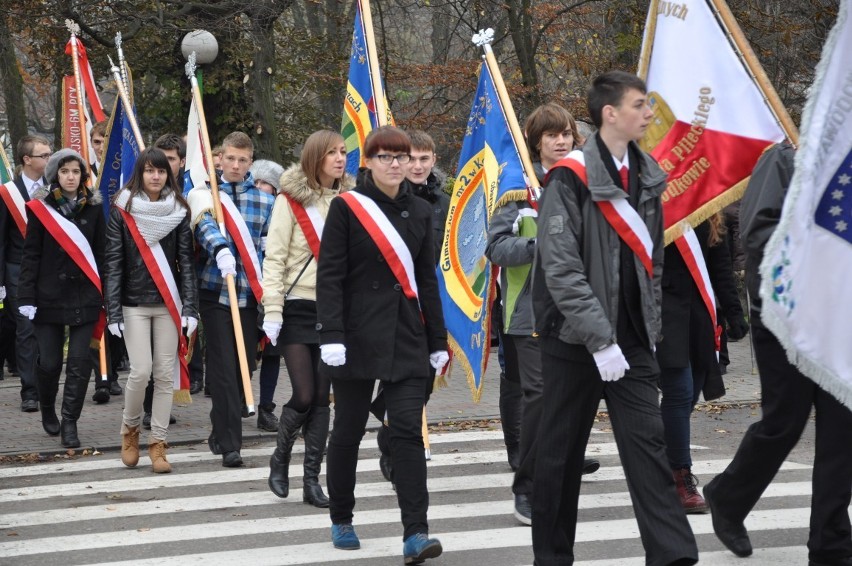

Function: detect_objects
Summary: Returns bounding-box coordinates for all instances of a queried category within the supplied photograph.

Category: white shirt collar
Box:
[612,152,630,171]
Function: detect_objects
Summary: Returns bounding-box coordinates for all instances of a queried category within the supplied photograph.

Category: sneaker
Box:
[513,493,532,526]
[331,523,360,550]
[403,533,442,564]
[257,406,278,432]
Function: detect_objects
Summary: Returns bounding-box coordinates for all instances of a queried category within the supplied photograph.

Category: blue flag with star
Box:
[814,149,852,242]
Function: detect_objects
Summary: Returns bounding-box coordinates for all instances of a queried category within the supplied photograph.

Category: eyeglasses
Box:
[29,153,52,160]
[371,154,411,165]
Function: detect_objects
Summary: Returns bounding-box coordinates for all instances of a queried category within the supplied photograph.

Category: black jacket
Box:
[316,172,447,382]
[103,206,198,324]
[410,169,450,266]
[18,189,106,326]
[656,222,745,400]
[0,176,43,284]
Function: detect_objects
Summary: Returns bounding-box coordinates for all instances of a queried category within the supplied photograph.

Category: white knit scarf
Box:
[114,189,187,245]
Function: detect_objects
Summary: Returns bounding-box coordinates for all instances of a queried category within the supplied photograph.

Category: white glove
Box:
[0,286,5,301]
[18,305,36,320]
[215,248,237,278]
[263,320,282,346]
[592,343,630,382]
[108,322,125,337]
[182,316,198,337]
[320,343,346,367]
[429,350,449,370]
[260,236,268,252]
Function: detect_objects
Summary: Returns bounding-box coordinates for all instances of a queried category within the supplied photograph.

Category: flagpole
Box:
[637,0,661,79]
[706,0,799,144]
[359,0,388,126]
[66,21,109,386]
[185,52,256,417]
[114,32,130,95]
[474,29,540,192]
[107,57,145,150]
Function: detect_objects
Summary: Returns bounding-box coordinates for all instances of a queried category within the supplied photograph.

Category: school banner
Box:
[95,93,138,216]
[759,0,852,410]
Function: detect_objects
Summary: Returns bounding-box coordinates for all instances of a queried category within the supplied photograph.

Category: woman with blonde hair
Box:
[103,147,198,473]
[263,130,353,508]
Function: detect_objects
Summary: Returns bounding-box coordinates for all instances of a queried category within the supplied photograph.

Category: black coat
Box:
[103,206,198,324]
[0,176,42,283]
[18,190,106,326]
[316,174,447,382]
[657,222,745,400]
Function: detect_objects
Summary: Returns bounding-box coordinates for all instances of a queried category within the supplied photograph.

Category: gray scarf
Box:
[115,189,186,245]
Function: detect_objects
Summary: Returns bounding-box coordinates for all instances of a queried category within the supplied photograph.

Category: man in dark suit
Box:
[0,134,51,412]
[530,71,697,565]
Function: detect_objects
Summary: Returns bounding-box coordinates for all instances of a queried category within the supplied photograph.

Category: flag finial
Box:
[114,31,122,49]
[472,29,494,47]
[185,52,197,79]
[65,19,80,35]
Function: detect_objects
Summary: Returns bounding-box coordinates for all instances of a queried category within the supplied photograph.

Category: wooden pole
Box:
[107,57,145,150]
[422,405,431,460]
[67,23,109,384]
[359,0,388,127]
[185,54,256,416]
[707,0,799,144]
[477,37,540,192]
[636,0,660,80]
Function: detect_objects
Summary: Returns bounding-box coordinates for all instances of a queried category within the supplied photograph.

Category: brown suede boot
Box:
[121,425,140,468]
[148,441,171,474]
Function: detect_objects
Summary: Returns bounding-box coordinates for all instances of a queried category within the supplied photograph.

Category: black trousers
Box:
[200,299,258,453]
[509,334,544,497]
[4,262,38,402]
[710,324,852,562]
[328,377,429,540]
[35,322,95,375]
[532,339,697,566]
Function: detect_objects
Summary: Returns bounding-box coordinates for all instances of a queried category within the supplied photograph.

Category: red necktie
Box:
[619,166,629,193]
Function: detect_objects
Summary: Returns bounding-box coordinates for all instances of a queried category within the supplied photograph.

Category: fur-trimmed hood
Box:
[278,163,355,206]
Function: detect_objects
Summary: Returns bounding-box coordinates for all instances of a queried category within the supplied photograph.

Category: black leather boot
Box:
[37,362,61,436]
[60,356,92,448]
[302,406,330,508]
[268,406,308,498]
[499,373,523,471]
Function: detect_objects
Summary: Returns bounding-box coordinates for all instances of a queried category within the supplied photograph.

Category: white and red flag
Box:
[638,0,794,240]
[184,97,210,190]
[759,0,852,410]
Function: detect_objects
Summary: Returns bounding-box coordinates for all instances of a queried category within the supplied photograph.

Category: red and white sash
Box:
[282,194,324,259]
[339,191,419,301]
[26,200,105,339]
[118,208,191,394]
[674,223,721,353]
[219,192,264,303]
[552,152,654,277]
[0,182,28,237]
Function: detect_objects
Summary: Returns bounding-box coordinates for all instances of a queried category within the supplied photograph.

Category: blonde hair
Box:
[301,130,345,192]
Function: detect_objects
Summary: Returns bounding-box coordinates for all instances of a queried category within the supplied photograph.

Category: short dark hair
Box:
[91,120,108,139]
[154,133,187,159]
[363,126,411,158]
[408,130,435,153]
[587,71,647,128]
[16,134,50,165]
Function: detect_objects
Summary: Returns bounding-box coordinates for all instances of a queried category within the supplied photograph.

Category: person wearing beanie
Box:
[17,148,106,449]
[248,158,287,433]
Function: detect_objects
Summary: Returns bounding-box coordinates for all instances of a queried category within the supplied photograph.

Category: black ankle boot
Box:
[302,406,330,508]
[61,419,80,448]
[268,406,309,498]
[37,363,60,436]
[60,356,92,449]
[499,373,523,471]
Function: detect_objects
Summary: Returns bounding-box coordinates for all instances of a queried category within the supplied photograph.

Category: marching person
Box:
[17,149,106,448]
[530,71,698,565]
[487,102,599,526]
[188,131,274,467]
[316,126,447,564]
[263,131,352,508]
[104,147,198,474]
[0,134,51,413]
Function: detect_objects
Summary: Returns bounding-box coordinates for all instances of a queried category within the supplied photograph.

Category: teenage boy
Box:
[188,132,274,467]
[530,71,698,566]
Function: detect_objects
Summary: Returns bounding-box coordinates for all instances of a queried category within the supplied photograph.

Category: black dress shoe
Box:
[514,493,532,526]
[92,387,110,404]
[109,381,123,395]
[21,399,39,412]
[222,451,243,467]
[189,381,204,395]
[704,478,752,557]
[379,453,393,482]
[582,458,600,475]
[809,557,852,566]
[208,434,222,455]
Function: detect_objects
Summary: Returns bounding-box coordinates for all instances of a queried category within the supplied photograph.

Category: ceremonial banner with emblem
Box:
[438,62,527,401]
[638,0,791,241]
[96,89,139,216]
[759,0,852,410]
[341,0,394,176]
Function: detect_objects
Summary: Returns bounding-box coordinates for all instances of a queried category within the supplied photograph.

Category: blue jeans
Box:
[659,365,693,469]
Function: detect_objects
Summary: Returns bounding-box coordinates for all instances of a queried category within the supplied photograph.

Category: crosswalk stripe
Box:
[572,546,809,565]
